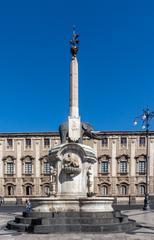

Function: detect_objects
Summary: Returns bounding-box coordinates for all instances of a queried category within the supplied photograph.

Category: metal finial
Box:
[73,25,76,36]
[69,26,79,57]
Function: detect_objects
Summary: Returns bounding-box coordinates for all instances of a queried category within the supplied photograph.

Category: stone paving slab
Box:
[0,210,154,239]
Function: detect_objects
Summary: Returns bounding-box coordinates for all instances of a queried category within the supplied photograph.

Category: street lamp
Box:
[133,107,154,210]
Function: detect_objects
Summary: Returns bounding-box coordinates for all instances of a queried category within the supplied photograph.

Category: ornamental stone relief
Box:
[136,176,145,183]
[117,177,129,183]
[23,177,34,183]
[98,154,111,162]
[135,154,146,161]
[41,177,50,183]
[4,178,16,183]
[98,177,110,183]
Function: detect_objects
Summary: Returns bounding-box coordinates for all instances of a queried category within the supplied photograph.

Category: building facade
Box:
[0,131,154,203]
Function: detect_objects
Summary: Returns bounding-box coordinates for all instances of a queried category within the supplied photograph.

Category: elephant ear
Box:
[82,122,87,130]
[82,122,93,131]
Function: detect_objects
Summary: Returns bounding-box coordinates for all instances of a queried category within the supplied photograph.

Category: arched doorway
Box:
[100,185,108,196]
[7,185,14,196]
[25,185,32,196]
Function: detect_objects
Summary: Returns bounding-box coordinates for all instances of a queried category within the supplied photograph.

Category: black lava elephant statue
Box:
[59,121,94,144]
[59,122,68,144]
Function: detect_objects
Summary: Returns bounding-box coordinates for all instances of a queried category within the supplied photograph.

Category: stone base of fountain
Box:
[7,197,136,233]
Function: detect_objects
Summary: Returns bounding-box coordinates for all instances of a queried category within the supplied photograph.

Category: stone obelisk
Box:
[68,29,81,142]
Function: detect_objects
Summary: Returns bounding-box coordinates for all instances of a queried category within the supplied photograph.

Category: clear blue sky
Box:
[0,0,154,132]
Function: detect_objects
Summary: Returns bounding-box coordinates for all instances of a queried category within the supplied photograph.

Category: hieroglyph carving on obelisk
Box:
[68,27,81,141]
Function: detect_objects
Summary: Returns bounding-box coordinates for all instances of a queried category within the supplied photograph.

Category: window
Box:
[121,137,127,147]
[44,185,50,196]
[40,156,50,175]
[25,162,32,174]
[100,185,108,196]
[139,161,146,174]
[25,139,31,149]
[99,155,110,174]
[3,156,15,175]
[7,139,13,149]
[117,155,129,175]
[44,162,50,175]
[120,161,127,174]
[102,137,108,147]
[138,185,145,195]
[7,162,14,175]
[7,185,14,196]
[139,137,145,147]
[136,155,146,175]
[25,186,32,195]
[44,138,50,148]
[22,156,33,175]
[120,185,127,195]
[101,162,108,174]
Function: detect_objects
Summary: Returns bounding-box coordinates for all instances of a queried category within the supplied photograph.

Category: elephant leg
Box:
[61,130,68,143]
[78,137,83,144]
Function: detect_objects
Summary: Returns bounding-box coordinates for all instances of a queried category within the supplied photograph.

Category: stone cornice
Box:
[0,132,59,138]
[0,130,154,139]
[0,130,154,138]
[134,154,146,160]
[2,155,16,161]
[95,131,154,136]
[98,154,111,162]
[21,155,35,161]
[39,155,49,161]
[116,154,130,160]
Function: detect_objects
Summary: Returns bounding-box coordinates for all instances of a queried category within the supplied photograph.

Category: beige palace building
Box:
[0,131,154,203]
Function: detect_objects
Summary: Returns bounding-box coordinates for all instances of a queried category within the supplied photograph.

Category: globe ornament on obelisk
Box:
[68,27,81,142]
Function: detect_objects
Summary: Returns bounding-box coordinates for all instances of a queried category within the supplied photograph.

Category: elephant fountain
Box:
[59,121,100,144]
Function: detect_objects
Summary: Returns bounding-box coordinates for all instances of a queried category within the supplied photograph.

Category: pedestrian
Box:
[26,199,32,213]
[128,195,131,206]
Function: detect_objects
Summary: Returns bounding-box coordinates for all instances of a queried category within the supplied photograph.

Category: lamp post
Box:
[133,107,154,210]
